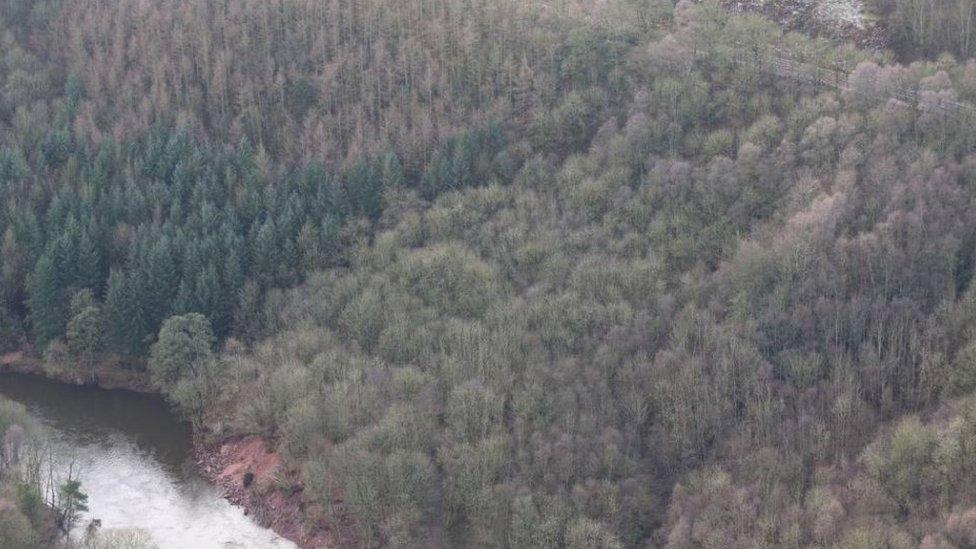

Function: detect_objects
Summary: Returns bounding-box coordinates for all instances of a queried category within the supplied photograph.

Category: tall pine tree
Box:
[27,251,64,345]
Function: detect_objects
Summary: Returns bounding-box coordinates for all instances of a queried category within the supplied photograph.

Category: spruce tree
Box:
[106,269,142,354]
[0,300,23,353]
[75,229,102,292]
[193,264,229,338]
[27,252,64,345]
[142,236,179,331]
[251,219,278,286]
[380,152,405,190]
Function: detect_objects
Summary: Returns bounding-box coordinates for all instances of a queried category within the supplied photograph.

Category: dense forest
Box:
[870,0,976,59]
[6,0,976,547]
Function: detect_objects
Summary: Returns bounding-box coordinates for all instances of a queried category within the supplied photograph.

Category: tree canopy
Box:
[5,0,976,546]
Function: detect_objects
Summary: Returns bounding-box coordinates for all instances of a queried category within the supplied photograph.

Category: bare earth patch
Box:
[815,0,863,28]
[0,351,24,365]
[720,0,886,48]
[215,436,282,487]
[197,435,335,548]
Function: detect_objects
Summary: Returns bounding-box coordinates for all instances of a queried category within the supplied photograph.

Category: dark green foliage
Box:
[148,313,214,394]
[0,302,22,353]
[3,123,418,354]
[420,125,507,199]
[26,251,63,346]
[66,289,106,378]
[287,79,317,121]
[54,478,87,534]
[0,147,28,187]
[105,269,142,355]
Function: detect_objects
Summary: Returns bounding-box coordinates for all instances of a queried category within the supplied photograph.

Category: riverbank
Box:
[0,350,153,393]
[0,392,60,548]
[192,435,334,548]
[0,459,61,547]
[0,360,320,547]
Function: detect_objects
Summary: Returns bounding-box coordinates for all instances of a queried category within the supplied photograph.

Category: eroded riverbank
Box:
[0,371,298,548]
[193,435,334,548]
[1,352,327,547]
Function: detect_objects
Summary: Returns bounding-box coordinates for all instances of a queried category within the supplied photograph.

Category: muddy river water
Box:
[0,372,296,549]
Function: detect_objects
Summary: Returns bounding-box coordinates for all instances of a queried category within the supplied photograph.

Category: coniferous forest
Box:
[5,0,976,547]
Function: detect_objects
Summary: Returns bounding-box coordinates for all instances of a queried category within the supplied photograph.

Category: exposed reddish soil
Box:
[3,350,336,546]
[0,351,24,365]
[194,435,335,548]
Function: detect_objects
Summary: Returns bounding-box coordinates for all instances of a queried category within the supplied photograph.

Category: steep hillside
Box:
[5,0,976,547]
[168,5,976,547]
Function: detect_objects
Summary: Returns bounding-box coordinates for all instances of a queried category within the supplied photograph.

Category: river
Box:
[0,373,296,549]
